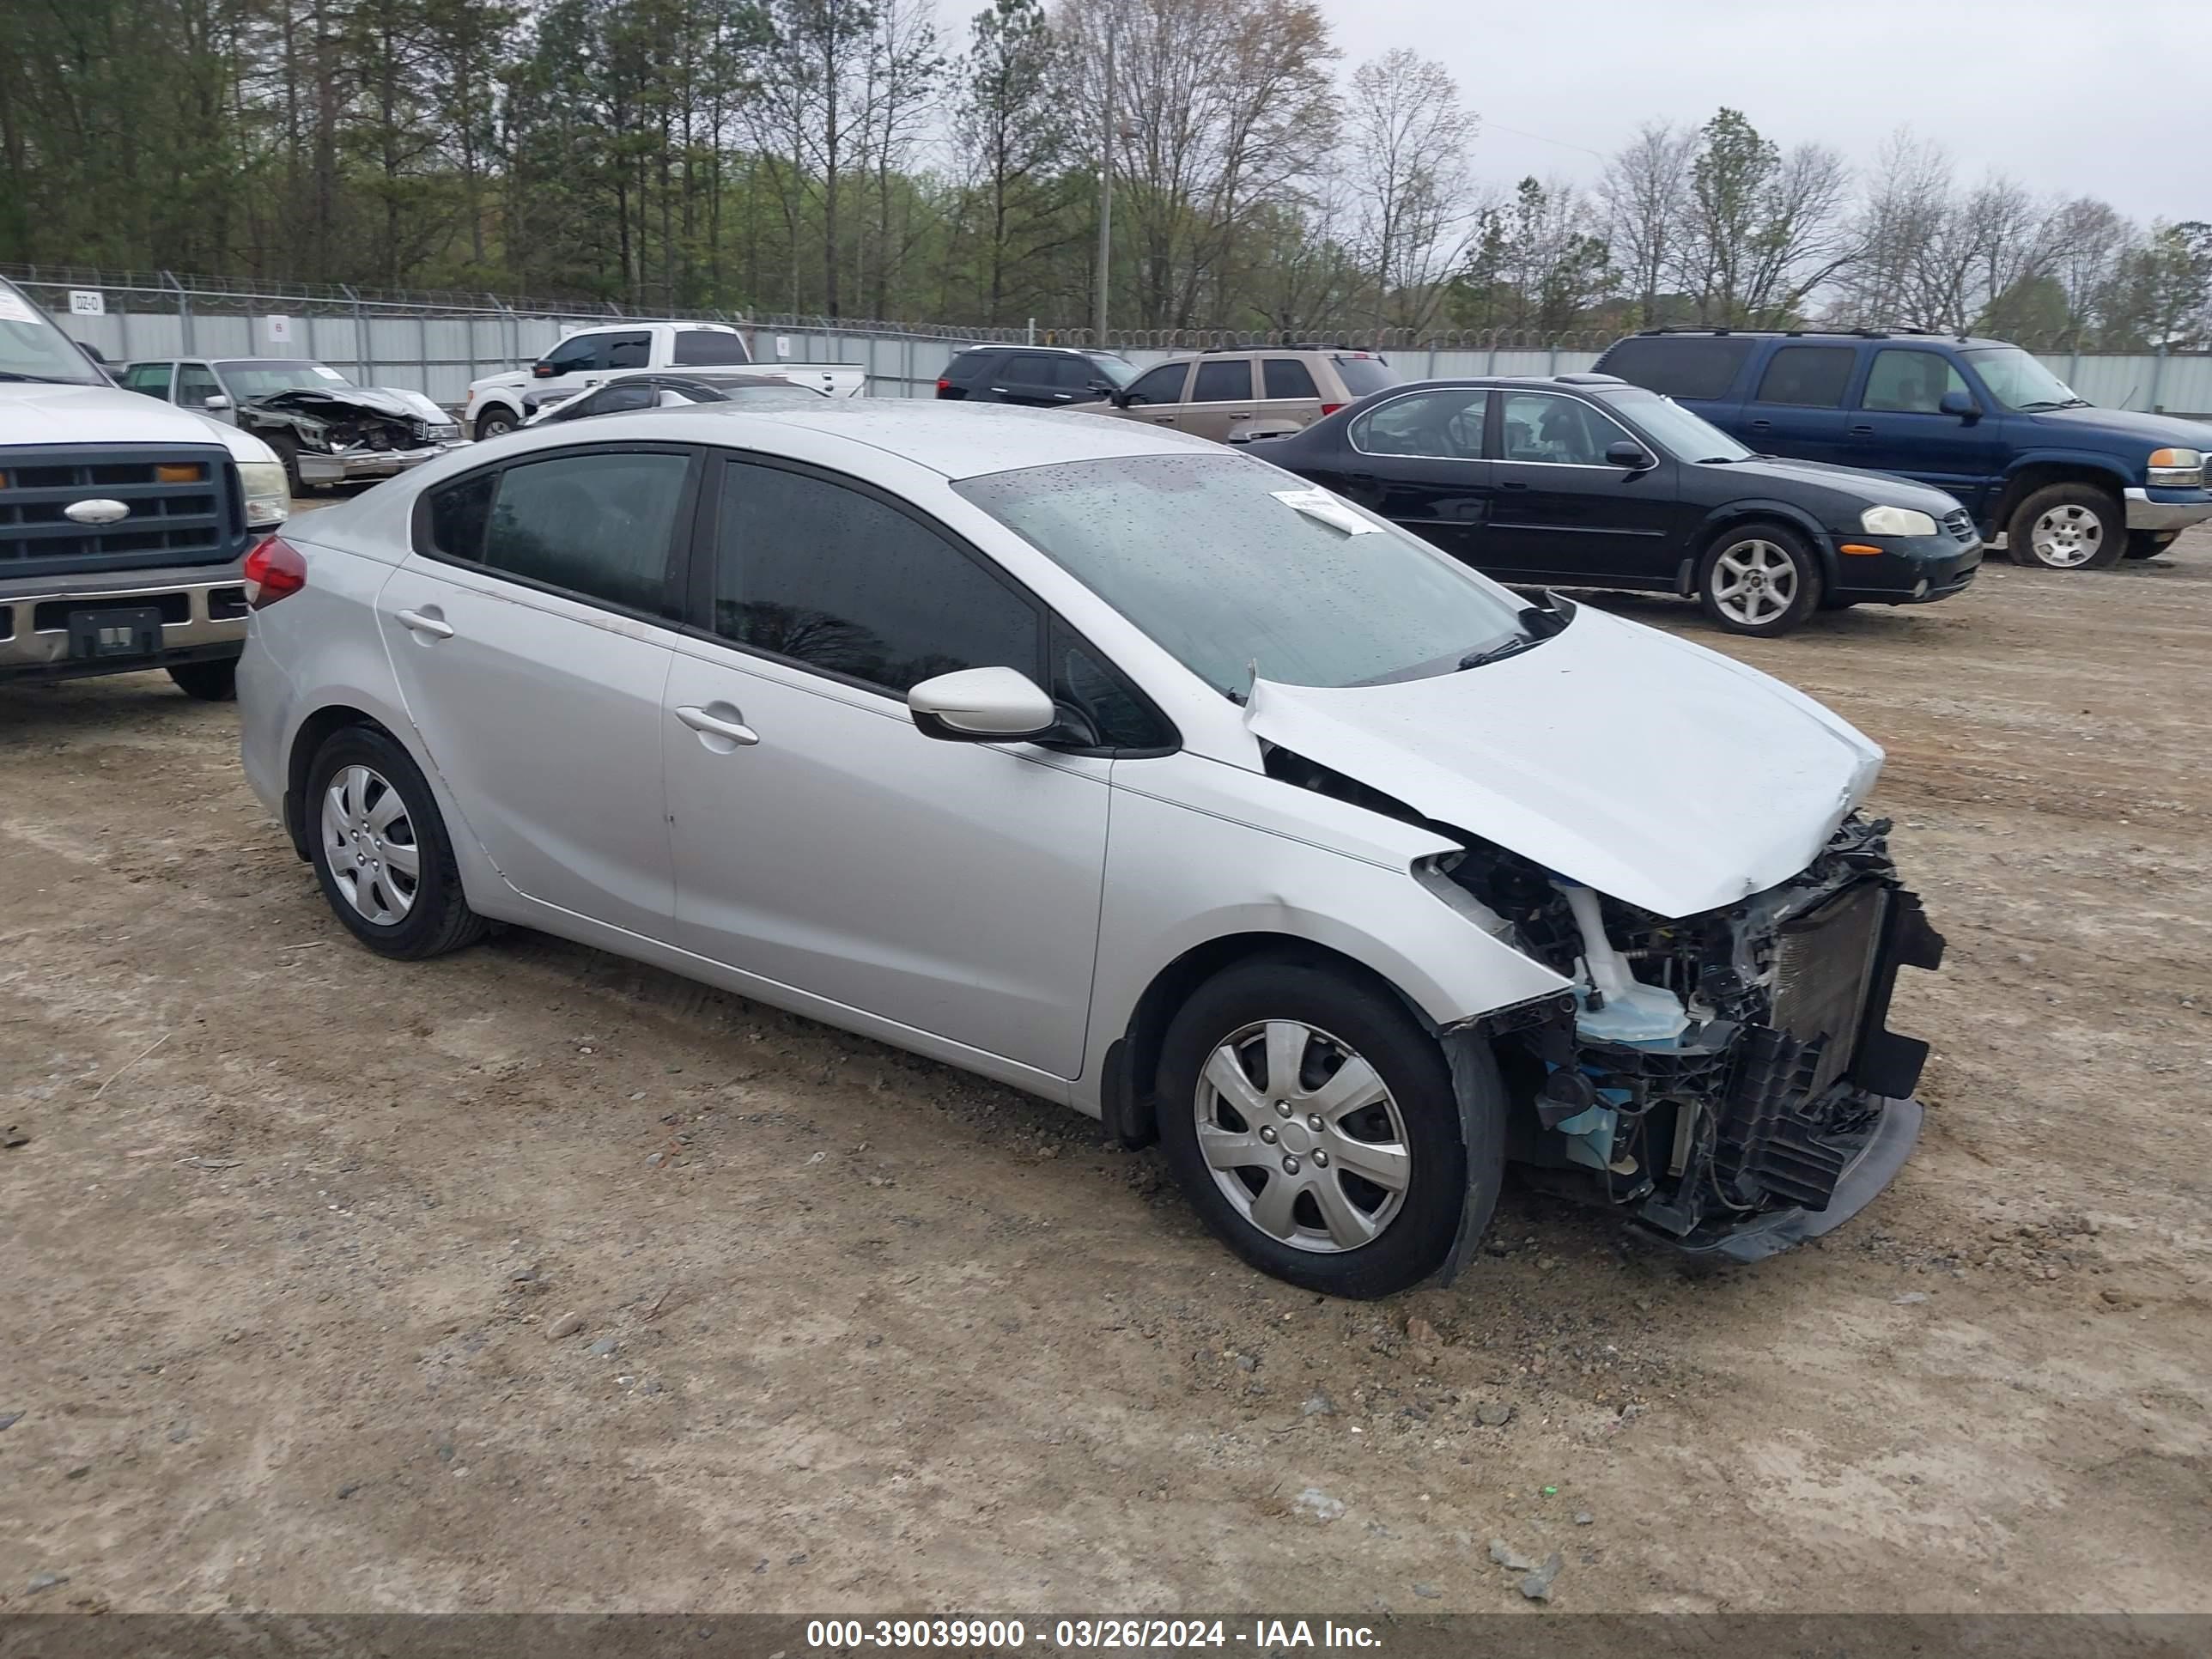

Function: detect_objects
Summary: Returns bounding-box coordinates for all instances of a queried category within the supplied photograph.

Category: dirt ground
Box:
[3,520,2209,1618]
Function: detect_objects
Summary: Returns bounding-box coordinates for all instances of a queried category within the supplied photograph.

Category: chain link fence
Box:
[10,264,2210,416]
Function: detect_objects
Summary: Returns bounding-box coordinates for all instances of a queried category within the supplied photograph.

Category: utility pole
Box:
[1093,15,1115,344]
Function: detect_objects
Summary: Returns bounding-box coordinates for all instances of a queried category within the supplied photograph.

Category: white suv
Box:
[234,400,1943,1295]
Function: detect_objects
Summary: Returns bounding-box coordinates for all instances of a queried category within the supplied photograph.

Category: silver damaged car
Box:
[236,401,1943,1297]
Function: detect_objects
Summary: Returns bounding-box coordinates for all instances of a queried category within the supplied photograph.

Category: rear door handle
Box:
[1747,419,1773,432]
[1850,423,1875,434]
[1499,479,1529,491]
[396,608,453,639]
[676,703,759,746]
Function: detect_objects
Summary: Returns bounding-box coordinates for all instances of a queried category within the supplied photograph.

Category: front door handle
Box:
[676,702,759,746]
[1850,423,1875,435]
[1499,479,1529,491]
[396,608,453,639]
[1748,419,1773,432]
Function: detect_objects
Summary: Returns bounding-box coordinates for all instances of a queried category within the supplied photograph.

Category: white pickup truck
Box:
[0,276,290,700]
[463,321,866,440]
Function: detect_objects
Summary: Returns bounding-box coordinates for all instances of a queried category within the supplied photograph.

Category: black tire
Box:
[305,725,487,960]
[2006,483,2124,570]
[264,432,307,497]
[166,659,237,701]
[2125,530,2178,561]
[473,407,519,441]
[1696,522,1823,636]
[1155,957,1490,1298]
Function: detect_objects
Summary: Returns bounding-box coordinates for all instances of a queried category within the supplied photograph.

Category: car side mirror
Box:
[1110,389,1135,409]
[1605,439,1656,471]
[203,393,231,411]
[1939,389,1980,421]
[908,666,1058,743]
[532,362,556,379]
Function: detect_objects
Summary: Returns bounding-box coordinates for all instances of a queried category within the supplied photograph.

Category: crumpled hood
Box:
[0,380,274,463]
[249,384,423,422]
[1243,604,1883,918]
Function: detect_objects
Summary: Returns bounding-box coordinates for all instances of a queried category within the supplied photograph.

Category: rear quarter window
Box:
[1597,336,1755,401]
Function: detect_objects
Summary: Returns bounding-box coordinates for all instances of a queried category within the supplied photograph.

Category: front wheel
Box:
[264,432,307,497]
[473,407,519,441]
[2008,483,2124,569]
[306,725,488,960]
[1156,958,1486,1298]
[1698,526,1822,635]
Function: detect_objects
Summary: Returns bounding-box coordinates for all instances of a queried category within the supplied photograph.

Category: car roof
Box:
[954,343,1121,357]
[503,398,1213,478]
[1613,329,2013,349]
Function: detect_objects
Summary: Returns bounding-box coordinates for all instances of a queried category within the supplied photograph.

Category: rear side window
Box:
[672,329,750,367]
[428,451,689,612]
[1330,356,1397,396]
[711,462,1041,696]
[1003,354,1061,386]
[1862,349,1970,414]
[1352,389,1486,459]
[603,331,652,370]
[1755,346,1856,409]
[947,350,999,385]
[1191,360,1253,403]
[1598,336,1753,401]
[1042,356,1096,390]
[1264,359,1320,399]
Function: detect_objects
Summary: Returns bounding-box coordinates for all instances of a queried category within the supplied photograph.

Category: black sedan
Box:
[1250,374,1983,635]
[525,370,831,426]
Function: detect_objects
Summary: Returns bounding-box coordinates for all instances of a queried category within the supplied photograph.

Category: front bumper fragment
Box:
[2123,486,2212,532]
[296,440,466,485]
[1656,1095,1923,1263]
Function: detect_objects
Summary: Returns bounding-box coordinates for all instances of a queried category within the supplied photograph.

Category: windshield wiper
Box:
[1457,604,1568,671]
[2015,398,2090,411]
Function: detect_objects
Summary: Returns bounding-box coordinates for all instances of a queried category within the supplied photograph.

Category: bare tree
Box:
[1598,119,1691,326]
[1342,46,1477,331]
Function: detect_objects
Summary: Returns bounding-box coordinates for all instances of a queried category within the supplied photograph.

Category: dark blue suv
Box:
[1593,330,2212,569]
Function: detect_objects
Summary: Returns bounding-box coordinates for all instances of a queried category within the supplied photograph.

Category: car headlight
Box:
[2148,447,2204,488]
[1860,505,1939,537]
[237,460,290,527]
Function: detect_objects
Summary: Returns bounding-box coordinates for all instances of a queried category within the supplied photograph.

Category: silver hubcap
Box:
[1194,1020,1411,1255]
[319,764,420,926]
[2028,504,2102,568]
[1710,539,1799,626]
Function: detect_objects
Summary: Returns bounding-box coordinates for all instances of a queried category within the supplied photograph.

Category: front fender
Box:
[2004,449,2135,491]
[1691,498,1840,587]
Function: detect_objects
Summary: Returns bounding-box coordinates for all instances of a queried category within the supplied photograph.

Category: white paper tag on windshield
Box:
[1273,486,1380,534]
[0,289,40,324]
[313,364,345,380]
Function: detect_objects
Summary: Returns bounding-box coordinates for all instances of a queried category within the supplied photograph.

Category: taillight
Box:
[243,534,307,608]
[935,377,952,394]
[1320,403,1345,416]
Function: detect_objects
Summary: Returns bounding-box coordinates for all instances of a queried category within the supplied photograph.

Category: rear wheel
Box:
[2008,483,2124,569]
[1156,957,1486,1297]
[1697,524,1822,635]
[2126,529,2178,560]
[473,406,519,441]
[306,726,487,960]
[166,659,236,701]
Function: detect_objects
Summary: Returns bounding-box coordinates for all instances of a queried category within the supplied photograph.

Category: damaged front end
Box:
[1437,814,1942,1263]
[243,386,465,484]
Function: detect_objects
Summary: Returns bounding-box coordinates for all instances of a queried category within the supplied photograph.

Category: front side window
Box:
[672,329,751,367]
[176,364,222,407]
[1191,360,1254,403]
[125,362,174,398]
[428,451,688,612]
[955,452,1527,696]
[1124,363,1188,406]
[1498,392,1627,465]
[1755,345,1855,409]
[1052,628,1172,750]
[1862,349,1969,414]
[1352,389,1486,459]
[1264,359,1321,400]
[541,335,601,374]
[712,462,1040,696]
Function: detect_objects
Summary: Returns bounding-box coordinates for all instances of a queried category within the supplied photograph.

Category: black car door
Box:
[1486,390,1679,583]
[1322,389,1492,563]
[988,352,1070,406]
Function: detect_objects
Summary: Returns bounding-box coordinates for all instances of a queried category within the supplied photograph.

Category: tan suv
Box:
[1075,347,1399,443]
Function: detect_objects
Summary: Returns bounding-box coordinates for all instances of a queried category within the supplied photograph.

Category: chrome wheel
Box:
[1193,1020,1412,1254]
[1709,538,1800,627]
[2027,503,2103,568]
[319,764,420,926]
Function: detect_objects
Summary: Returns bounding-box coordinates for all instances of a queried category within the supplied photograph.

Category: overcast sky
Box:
[1304,0,2211,225]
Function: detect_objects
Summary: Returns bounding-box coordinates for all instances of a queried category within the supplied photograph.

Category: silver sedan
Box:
[234,401,1944,1296]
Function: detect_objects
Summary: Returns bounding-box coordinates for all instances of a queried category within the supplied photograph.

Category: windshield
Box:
[0,281,105,385]
[1607,387,1753,462]
[216,360,351,397]
[1088,355,1137,388]
[955,452,1528,694]
[1962,347,2081,410]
